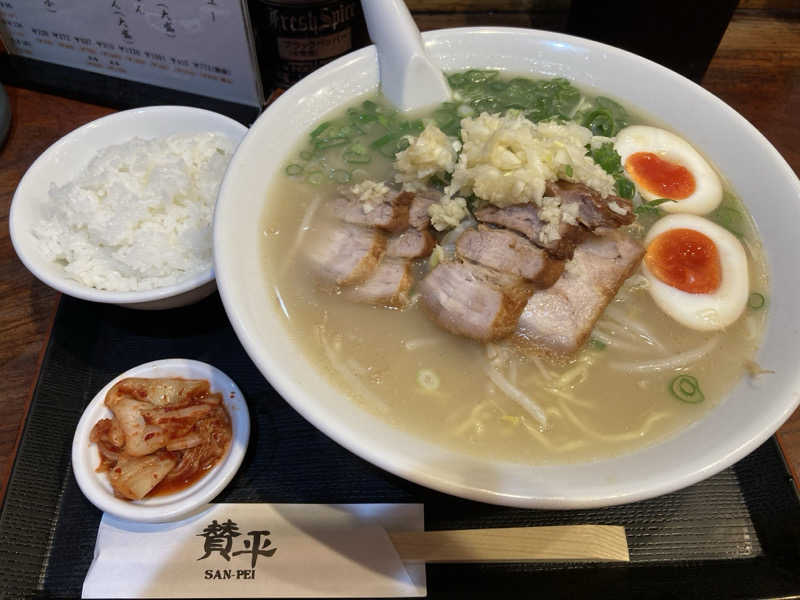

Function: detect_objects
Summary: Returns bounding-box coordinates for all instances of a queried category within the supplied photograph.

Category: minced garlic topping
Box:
[346,179,390,214]
[445,114,616,207]
[428,196,469,231]
[394,123,460,191]
[536,197,582,245]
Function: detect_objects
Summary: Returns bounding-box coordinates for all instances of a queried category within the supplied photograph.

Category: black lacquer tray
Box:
[1,294,799,599]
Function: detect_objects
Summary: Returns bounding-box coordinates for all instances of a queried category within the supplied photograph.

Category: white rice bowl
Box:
[10,106,248,310]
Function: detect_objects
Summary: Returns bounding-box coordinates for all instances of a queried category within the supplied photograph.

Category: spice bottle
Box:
[248,0,369,92]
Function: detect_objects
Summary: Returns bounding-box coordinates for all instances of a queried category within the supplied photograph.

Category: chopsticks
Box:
[389,525,629,563]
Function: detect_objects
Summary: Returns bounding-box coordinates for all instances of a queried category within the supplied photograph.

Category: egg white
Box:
[615,125,723,215]
[642,214,749,331]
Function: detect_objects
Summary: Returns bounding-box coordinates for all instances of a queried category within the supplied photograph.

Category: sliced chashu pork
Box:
[515,231,644,356]
[342,257,413,308]
[409,189,439,230]
[475,203,584,259]
[386,228,435,258]
[419,260,534,342]
[305,220,386,286]
[419,223,568,342]
[475,180,635,260]
[307,185,433,306]
[332,188,413,231]
[338,215,433,308]
[546,180,634,231]
[456,226,565,288]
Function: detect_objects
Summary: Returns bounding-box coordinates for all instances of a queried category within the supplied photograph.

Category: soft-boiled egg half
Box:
[615,125,723,215]
[642,214,748,331]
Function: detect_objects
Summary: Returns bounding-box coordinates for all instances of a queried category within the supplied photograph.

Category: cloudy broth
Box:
[260,85,768,465]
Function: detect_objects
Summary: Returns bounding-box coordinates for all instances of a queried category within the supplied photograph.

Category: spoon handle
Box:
[361,0,450,111]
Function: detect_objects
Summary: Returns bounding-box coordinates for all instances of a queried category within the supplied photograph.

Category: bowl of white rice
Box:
[10,106,248,310]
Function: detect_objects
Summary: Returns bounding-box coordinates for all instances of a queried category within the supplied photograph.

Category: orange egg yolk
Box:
[626,152,696,200]
[645,228,721,294]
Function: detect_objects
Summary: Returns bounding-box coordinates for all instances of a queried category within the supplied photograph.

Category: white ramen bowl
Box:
[214,28,800,508]
[10,106,248,310]
[72,359,250,523]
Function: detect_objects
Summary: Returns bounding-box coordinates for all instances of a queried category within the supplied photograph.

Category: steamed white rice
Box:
[32,132,234,292]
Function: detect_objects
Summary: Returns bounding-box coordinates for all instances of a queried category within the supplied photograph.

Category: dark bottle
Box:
[567,0,738,83]
[248,0,369,93]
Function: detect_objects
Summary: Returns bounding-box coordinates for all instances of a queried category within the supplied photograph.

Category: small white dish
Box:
[9,106,248,310]
[71,359,249,523]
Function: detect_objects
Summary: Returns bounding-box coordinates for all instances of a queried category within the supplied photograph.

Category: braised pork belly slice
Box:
[332,188,413,232]
[545,181,635,230]
[305,221,386,286]
[386,228,435,258]
[475,180,634,260]
[515,231,645,356]
[419,260,534,342]
[342,257,413,308]
[455,226,565,288]
[408,189,439,230]
[474,202,587,260]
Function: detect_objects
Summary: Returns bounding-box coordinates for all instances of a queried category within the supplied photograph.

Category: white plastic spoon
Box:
[361,0,451,112]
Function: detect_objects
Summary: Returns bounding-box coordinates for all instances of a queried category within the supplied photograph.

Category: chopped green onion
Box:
[417,368,440,391]
[285,164,304,176]
[747,292,766,310]
[589,338,606,350]
[615,176,635,200]
[403,119,424,136]
[342,151,371,164]
[305,170,324,185]
[440,120,461,137]
[342,141,371,164]
[347,141,368,154]
[564,164,574,178]
[361,100,379,113]
[472,97,502,114]
[466,69,499,84]
[314,138,349,150]
[586,142,622,174]
[299,149,313,161]
[447,72,466,87]
[310,121,331,138]
[376,113,397,131]
[370,132,397,149]
[330,169,351,184]
[347,116,366,134]
[647,198,677,207]
[669,375,705,404]
[582,108,615,137]
[434,108,456,127]
[634,205,656,217]
[634,198,676,216]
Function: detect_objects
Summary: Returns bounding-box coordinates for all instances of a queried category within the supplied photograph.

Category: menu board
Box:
[0,0,263,107]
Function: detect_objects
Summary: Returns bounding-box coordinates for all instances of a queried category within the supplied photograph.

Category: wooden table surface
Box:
[1,8,799,505]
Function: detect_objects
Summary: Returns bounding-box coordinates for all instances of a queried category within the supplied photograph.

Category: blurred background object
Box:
[0,0,753,116]
[247,0,369,89]
[0,83,9,147]
[567,0,739,82]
